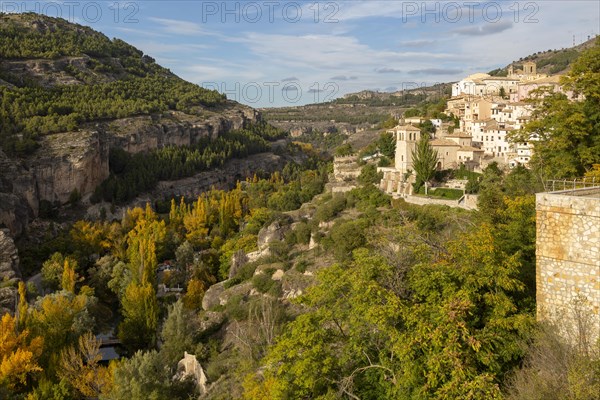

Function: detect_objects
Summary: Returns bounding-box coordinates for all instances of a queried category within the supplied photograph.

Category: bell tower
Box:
[391,125,422,174]
[523,61,536,75]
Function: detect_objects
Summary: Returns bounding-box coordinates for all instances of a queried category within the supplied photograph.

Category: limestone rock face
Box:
[0,193,30,237]
[257,220,290,251]
[0,229,21,315]
[32,129,110,205]
[153,152,284,202]
[175,352,207,395]
[229,250,249,279]
[198,311,226,336]
[0,230,21,281]
[201,281,253,311]
[202,282,226,311]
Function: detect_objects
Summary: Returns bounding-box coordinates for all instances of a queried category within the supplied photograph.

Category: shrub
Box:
[224,262,257,289]
[293,222,312,245]
[224,294,248,321]
[295,260,309,273]
[327,219,369,261]
[313,194,347,223]
[252,273,274,294]
[358,164,383,185]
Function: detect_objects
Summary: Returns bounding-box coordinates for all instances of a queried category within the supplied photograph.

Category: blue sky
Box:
[3,1,599,106]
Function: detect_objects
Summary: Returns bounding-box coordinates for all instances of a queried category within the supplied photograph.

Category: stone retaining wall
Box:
[536,190,600,347]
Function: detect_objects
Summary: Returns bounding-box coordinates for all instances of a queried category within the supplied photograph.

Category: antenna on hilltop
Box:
[573,34,576,46]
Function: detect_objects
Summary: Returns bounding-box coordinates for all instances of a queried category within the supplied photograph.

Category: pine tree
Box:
[411,135,438,194]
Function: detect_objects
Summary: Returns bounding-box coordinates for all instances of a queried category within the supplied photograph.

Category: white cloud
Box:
[375,67,402,74]
[452,20,514,36]
[148,17,206,35]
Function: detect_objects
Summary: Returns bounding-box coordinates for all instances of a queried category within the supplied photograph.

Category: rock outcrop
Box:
[175,352,207,395]
[0,229,21,315]
[257,220,290,249]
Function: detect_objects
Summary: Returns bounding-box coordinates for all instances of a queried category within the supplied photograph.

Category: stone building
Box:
[536,186,600,348]
[390,124,422,174]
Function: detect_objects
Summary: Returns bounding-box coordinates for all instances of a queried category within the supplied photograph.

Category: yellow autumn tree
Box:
[0,313,43,391]
[17,282,28,329]
[169,197,188,238]
[126,206,166,285]
[29,289,96,375]
[182,278,206,311]
[183,196,209,247]
[70,220,112,255]
[61,259,78,293]
[584,164,600,180]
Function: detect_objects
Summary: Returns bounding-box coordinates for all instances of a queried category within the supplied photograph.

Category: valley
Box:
[0,10,599,400]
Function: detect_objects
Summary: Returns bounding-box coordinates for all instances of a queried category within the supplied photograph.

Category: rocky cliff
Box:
[0,102,261,237]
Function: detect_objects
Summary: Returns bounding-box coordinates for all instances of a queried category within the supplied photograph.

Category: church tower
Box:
[390,124,422,174]
[523,61,537,75]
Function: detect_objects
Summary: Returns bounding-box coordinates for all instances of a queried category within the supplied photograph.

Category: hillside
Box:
[490,36,597,76]
[0,13,286,237]
[261,83,451,151]
[0,12,598,400]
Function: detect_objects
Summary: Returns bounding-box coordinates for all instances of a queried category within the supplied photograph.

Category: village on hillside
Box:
[378,61,576,197]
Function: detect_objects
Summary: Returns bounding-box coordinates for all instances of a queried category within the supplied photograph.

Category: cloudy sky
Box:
[4,0,599,106]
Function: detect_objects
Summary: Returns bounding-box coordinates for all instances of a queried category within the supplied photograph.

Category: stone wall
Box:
[332,156,361,183]
[536,189,600,347]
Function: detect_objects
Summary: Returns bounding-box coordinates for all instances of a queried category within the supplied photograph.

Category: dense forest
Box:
[91,122,286,204]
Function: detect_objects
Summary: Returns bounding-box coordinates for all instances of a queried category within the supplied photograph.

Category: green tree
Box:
[102,350,197,400]
[160,301,199,365]
[357,163,383,185]
[517,38,600,178]
[397,224,534,398]
[41,253,77,292]
[175,240,194,269]
[411,135,438,194]
[334,143,354,157]
[257,249,403,399]
[118,282,158,352]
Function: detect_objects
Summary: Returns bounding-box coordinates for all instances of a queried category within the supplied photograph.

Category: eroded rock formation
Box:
[0,103,261,237]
